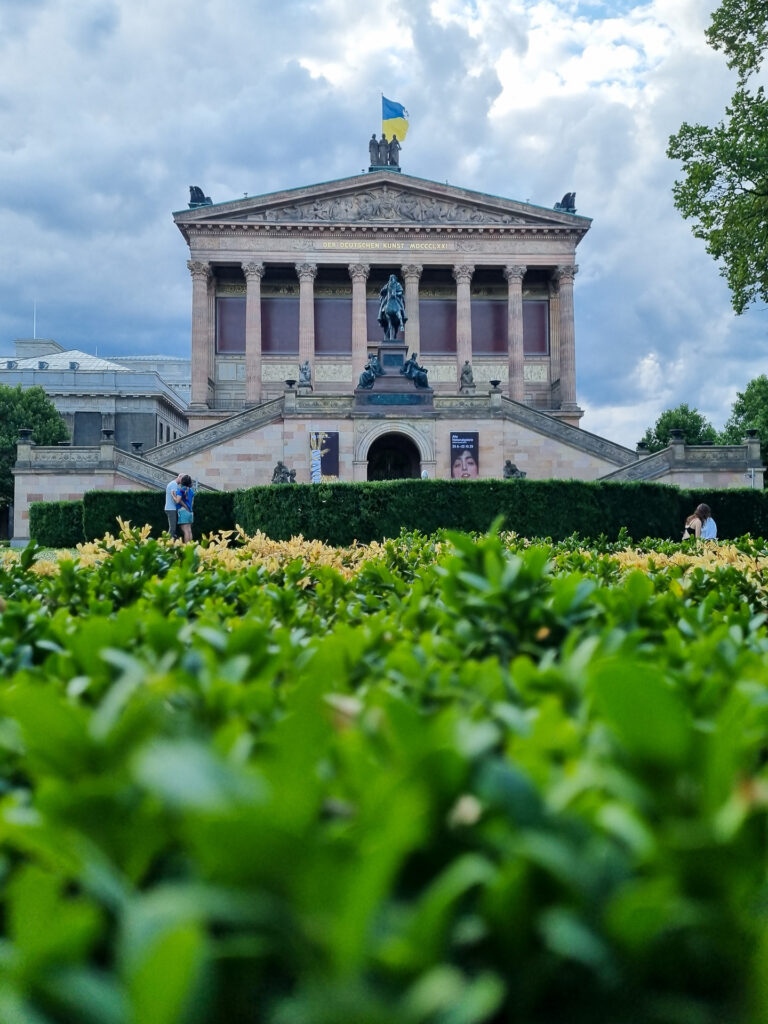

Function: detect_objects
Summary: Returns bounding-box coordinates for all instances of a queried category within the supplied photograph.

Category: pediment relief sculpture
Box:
[244,188,528,227]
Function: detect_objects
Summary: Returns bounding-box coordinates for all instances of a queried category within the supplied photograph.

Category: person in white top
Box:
[164,473,183,539]
[683,503,717,540]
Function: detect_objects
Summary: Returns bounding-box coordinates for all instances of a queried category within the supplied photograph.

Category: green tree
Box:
[0,385,69,508]
[640,403,718,453]
[667,0,768,314]
[720,373,768,449]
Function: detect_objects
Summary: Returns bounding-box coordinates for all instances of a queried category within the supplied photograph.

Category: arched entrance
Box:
[367,432,421,480]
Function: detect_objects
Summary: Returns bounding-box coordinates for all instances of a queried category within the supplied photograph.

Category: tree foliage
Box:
[668,0,768,314]
[639,403,717,452]
[0,385,69,508]
[721,373,768,449]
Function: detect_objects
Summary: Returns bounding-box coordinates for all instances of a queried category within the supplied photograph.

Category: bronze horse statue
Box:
[378,274,407,341]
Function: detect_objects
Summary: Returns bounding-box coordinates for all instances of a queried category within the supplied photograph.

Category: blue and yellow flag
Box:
[382,96,409,141]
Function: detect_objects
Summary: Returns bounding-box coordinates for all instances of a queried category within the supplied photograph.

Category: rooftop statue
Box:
[189,185,212,208]
[378,274,407,341]
[554,191,576,213]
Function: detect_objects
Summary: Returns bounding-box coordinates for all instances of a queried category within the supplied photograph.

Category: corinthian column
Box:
[554,264,578,408]
[402,264,422,355]
[349,263,370,388]
[453,264,474,388]
[243,261,265,406]
[504,265,526,402]
[296,263,318,370]
[187,260,212,408]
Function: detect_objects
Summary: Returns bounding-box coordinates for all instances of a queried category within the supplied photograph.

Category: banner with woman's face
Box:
[450,432,479,478]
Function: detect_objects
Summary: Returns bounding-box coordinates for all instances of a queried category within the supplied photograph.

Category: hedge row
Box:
[233,478,768,545]
[28,479,768,546]
[28,500,85,548]
[28,491,235,547]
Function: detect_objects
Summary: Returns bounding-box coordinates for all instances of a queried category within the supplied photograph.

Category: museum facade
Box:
[11,165,763,542]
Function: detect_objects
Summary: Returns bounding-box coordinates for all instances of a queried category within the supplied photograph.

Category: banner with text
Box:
[450,432,479,478]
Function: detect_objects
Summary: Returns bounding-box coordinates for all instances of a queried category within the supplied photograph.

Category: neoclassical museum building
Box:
[12,162,763,541]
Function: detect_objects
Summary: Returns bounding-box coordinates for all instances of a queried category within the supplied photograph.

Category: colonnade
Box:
[187,259,578,410]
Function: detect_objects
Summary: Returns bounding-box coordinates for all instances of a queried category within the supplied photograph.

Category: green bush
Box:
[82,490,165,539]
[234,478,701,544]
[29,499,84,547]
[81,488,236,540]
[36,480,767,547]
[1,528,768,1021]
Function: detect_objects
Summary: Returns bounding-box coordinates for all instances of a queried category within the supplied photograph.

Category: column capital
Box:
[187,260,211,281]
[554,264,579,283]
[296,262,318,281]
[243,261,265,281]
[348,263,370,282]
[504,265,527,282]
[402,263,423,280]
[452,264,475,284]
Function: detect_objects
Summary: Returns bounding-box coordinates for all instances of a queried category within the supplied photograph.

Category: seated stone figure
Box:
[400,353,429,389]
[358,355,383,389]
[271,460,296,484]
[503,460,526,479]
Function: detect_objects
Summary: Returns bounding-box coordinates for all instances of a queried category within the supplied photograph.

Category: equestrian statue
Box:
[378,274,407,341]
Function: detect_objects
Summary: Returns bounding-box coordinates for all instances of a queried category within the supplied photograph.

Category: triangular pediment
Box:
[174,172,589,234]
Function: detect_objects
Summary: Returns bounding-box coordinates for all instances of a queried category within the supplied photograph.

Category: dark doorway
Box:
[367,433,421,481]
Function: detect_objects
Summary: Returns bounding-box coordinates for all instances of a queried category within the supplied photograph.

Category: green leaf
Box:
[589,659,691,765]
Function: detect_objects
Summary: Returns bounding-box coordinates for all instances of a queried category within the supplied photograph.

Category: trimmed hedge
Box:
[80,489,235,542]
[30,479,768,545]
[232,478,703,544]
[28,500,85,548]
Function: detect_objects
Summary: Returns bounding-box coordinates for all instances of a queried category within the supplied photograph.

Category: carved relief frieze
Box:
[524,364,549,383]
[423,363,460,383]
[472,363,509,383]
[262,362,300,382]
[246,188,528,226]
[29,449,101,468]
[314,361,353,382]
[295,397,355,413]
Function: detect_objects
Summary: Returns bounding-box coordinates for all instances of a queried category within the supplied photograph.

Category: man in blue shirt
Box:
[164,473,183,539]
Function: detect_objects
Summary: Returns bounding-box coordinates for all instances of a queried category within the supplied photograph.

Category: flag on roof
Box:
[382,96,409,141]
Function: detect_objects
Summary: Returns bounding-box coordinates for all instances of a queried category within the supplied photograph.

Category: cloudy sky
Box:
[0,0,762,446]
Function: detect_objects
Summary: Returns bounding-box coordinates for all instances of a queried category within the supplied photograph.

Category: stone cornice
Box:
[174,171,591,246]
[600,445,763,482]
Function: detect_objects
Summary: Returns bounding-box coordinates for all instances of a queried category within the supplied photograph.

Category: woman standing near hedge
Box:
[175,475,195,542]
[683,503,717,540]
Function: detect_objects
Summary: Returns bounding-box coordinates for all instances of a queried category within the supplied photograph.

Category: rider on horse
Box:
[378,274,407,341]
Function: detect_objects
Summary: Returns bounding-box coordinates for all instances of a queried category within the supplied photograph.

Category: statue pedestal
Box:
[297,384,313,396]
[355,341,433,410]
[460,385,476,396]
[377,342,407,373]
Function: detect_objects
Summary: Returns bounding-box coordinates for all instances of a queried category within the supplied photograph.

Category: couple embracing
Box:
[164,473,195,541]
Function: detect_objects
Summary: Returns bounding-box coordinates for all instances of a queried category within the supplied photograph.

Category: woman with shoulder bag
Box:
[175,474,195,542]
